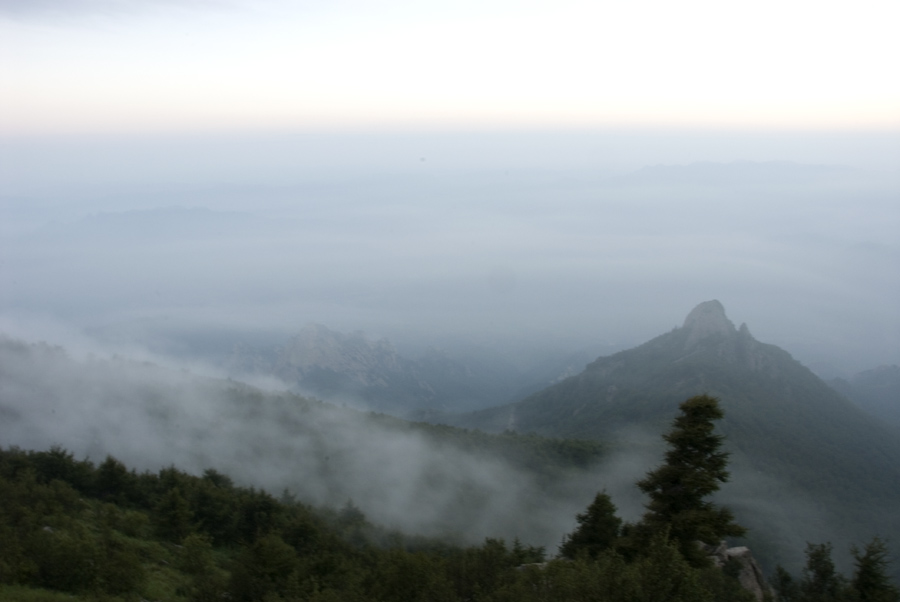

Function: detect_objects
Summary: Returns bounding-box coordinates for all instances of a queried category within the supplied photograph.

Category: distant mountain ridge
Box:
[829,364,900,428]
[226,325,428,411]
[224,324,590,414]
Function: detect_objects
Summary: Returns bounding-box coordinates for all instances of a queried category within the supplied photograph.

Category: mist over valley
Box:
[2,299,899,580]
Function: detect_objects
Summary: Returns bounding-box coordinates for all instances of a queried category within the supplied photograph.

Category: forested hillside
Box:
[0,444,750,602]
[3,400,896,602]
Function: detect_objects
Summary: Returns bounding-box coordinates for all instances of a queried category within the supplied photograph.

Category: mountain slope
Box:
[829,365,900,428]
[453,301,900,573]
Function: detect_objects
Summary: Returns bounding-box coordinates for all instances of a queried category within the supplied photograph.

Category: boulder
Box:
[705,541,771,601]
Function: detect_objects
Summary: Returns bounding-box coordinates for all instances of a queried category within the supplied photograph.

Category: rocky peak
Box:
[682,300,737,347]
[282,324,401,374]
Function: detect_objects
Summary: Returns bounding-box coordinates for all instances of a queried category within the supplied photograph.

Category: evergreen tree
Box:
[772,565,800,602]
[636,394,745,565]
[560,492,622,559]
[154,486,193,542]
[229,533,299,602]
[95,455,134,504]
[852,538,900,602]
[800,542,849,602]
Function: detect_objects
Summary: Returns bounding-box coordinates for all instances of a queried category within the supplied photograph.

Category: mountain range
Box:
[224,323,595,414]
[829,365,900,428]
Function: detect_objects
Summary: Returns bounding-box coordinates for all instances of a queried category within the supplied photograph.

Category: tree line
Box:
[1,395,896,601]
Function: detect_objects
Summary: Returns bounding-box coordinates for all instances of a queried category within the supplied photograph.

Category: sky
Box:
[0,0,899,379]
[1,0,899,133]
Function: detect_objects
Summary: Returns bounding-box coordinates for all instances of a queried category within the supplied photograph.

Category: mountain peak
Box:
[682,300,736,346]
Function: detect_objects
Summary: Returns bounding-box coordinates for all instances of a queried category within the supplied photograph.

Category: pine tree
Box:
[800,542,849,602]
[772,565,800,602]
[636,394,745,565]
[560,491,622,559]
[154,486,193,542]
[852,538,900,602]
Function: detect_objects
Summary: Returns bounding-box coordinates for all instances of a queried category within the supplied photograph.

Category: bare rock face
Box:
[704,541,771,602]
[275,324,403,386]
[675,301,786,377]
[683,300,737,348]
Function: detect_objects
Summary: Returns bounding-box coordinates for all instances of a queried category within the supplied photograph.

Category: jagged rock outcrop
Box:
[683,299,736,348]
[704,541,771,602]
[274,324,407,387]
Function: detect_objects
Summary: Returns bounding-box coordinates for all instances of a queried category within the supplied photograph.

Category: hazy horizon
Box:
[2,138,898,380]
[2,0,899,377]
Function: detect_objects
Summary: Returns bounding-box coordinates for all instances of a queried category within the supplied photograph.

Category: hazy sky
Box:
[2,0,899,133]
[1,0,898,379]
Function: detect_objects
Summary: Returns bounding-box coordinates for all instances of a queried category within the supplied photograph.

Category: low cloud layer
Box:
[0,337,620,548]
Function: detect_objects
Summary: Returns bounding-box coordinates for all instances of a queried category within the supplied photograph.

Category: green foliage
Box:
[367,549,456,602]
[633,534,715,602]
[1,444,896,602]
[443,538,520,599]
[25,524,101,593]
[801,542,850,602]
[773,565,801,602]
[636,395,746,565]
[559,491,622,559]
[852,538,900,602]
[0,584,110,602]
[190,477,238,545]
[489,555,635,602]
[774,539,900,602]
[95,529,146,595]
[154,486,194,542]
[29,446,93,492]
[229,533,300,602]
[491,535,757,602]
[179,533,216,576]
[95,456,138,505]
